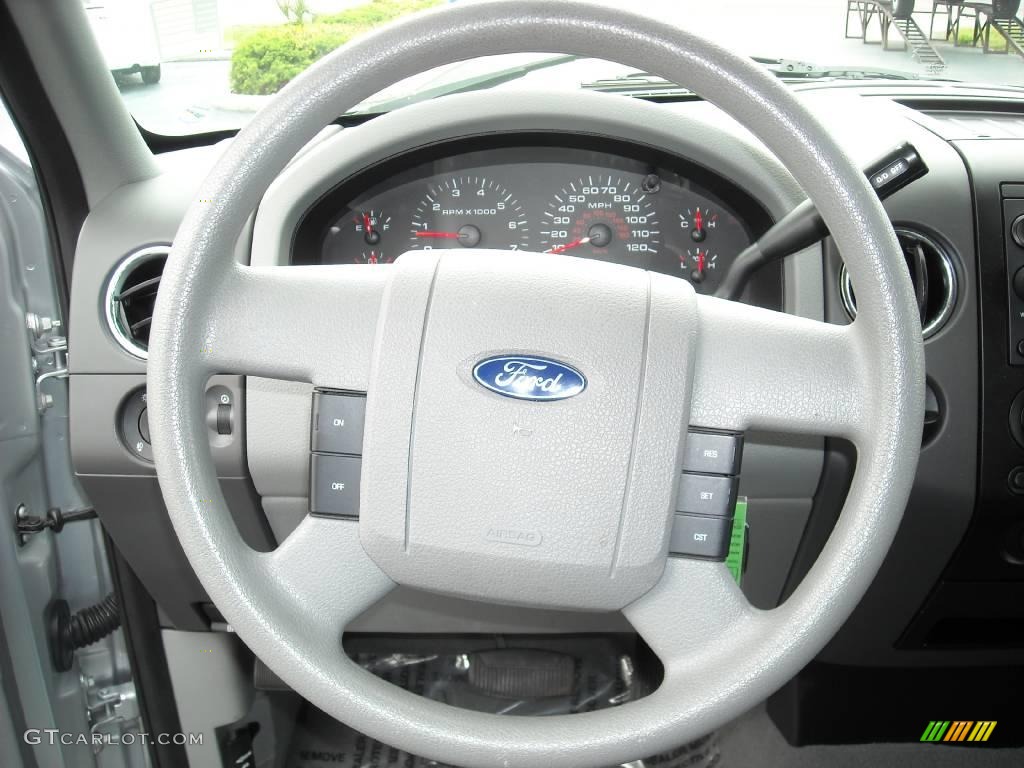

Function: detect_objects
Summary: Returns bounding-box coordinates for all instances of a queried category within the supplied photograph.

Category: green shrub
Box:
[955,24,1007,50]
[317,0,442,27]
[230,24,360,95]
[229,0,442,95]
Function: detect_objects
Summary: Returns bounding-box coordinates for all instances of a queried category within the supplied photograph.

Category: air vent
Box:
[104,246,169,359]
[840,229,957,339]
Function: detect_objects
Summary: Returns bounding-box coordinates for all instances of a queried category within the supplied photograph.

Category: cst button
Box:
[676,472,738,517]
[310,454,361,518]
[311,391,366,455]
[668,513,733,560]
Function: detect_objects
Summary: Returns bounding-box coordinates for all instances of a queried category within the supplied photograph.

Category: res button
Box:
[682,429,743,476]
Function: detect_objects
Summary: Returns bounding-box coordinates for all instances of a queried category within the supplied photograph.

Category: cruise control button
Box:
[310,454,361,518]
[682,429,742,475]
[668,513,733,560]
[311,391,366,455]
[676,472,738,517]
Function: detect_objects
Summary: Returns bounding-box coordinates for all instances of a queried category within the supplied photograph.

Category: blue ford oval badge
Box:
[472,355,586,401]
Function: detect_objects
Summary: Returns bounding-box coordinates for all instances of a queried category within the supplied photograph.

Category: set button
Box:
[676,472,738,518]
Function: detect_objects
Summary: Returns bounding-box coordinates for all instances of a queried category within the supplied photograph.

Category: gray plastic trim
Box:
[5,0,157,206]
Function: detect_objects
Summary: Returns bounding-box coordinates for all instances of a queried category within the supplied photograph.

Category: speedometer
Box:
[539,175,660,262]
[409,175,529,251]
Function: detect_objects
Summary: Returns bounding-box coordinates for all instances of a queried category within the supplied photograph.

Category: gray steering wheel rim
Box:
[147,2,924,766]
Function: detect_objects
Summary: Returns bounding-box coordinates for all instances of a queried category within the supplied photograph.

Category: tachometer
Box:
[539,175,660,261]
[409,176,529,251]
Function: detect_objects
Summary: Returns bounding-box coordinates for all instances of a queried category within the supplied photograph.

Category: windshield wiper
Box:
[350,54,581,115]
[582,57,928,96]
[751,56,924,81]
[352,53,932,116]
[580,72,696,96]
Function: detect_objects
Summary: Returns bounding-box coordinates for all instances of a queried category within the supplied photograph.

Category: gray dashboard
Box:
[68,88,984,656]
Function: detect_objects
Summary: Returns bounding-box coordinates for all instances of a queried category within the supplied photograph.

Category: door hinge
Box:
[33,335,68,412]
[15,504,96,545]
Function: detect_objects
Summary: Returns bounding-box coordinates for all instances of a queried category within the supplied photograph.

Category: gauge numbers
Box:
[409,176,528,251]
[540,175,660,260]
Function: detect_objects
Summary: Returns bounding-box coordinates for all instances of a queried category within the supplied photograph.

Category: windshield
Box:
[85,0,1024,136]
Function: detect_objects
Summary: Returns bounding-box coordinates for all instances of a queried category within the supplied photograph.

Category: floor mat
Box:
[288,708,719,768]
[286,636,719,768]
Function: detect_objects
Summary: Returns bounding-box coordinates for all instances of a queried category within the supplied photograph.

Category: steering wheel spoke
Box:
[691,296,867,440]
[204,263,387,388]
[266,515,394,636]
[625,557,753,662]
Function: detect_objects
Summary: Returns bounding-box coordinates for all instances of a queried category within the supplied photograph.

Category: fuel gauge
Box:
[323,209,393,264]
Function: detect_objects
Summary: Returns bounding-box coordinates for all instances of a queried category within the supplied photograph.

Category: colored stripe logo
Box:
[920,721,997,742]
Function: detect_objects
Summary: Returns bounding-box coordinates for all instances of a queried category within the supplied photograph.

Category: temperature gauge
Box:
[679,207,719,243]
[355,250,392,264]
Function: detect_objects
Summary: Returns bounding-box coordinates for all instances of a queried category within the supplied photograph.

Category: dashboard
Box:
[71,87,1024,706]
[291,136,781,303]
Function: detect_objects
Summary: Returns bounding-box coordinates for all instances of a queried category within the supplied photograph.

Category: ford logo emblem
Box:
[472,355,586,402]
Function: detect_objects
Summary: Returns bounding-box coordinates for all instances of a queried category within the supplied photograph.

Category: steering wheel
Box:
[147,1,924,765]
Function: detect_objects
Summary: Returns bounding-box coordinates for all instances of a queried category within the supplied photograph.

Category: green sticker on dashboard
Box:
[726,497,748,585]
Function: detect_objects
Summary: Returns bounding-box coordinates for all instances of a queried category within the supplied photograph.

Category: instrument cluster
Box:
[293,137,777,298]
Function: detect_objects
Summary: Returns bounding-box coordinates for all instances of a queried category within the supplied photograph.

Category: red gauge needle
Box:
[546,236,591,255]
[694,209,703,233]
[415,230,461,239]
[362,213,373,234]
[697,251,706,273]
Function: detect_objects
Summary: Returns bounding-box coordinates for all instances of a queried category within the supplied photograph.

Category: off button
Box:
[310,454,361,518]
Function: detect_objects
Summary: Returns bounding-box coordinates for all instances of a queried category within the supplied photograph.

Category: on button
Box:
[311,391,366,455]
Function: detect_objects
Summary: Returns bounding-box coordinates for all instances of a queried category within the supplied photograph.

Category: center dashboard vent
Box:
[840,228,957,339]
[104,245,169,359]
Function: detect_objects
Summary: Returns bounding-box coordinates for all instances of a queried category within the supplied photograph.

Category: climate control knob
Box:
[1012,214,1024,249]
